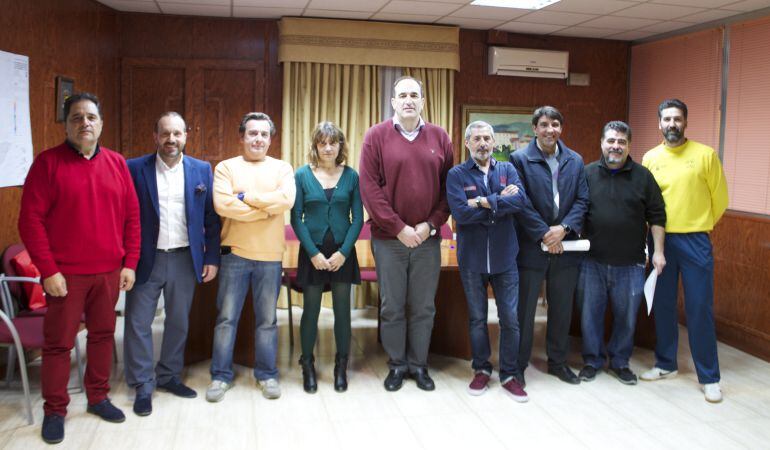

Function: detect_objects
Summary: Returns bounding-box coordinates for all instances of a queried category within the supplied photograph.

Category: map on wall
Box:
[0,49,33,188]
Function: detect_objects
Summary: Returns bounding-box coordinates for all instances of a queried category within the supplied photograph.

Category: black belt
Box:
[157,246,190,253]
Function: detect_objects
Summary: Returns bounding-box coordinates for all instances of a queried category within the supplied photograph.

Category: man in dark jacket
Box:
[510,106,589,386]
[447,120,528,401]
[577,121,666,386]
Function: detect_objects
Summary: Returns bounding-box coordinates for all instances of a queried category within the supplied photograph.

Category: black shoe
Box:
[548,365,580,385]
[133,394,152,417]
[384,369,407,392]
[41,414,64,444]
[334,353,348,393]
[608,366,638,385]
[578,365,597,382]
[87,399,126,423]
[157,379,197,398]
[410,368,436,391]
[513,372,526,389]
[299,355,318,393]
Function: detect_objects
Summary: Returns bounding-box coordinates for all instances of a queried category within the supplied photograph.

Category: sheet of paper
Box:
[0,49,33,188]
[644,270,657,316]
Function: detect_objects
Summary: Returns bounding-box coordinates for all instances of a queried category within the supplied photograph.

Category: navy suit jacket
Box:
[127,153,221,285]
[510,139,589,269]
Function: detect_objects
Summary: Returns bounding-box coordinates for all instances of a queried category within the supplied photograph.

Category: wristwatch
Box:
[561,223,571,234]
[428,222,437,237]
[475,196,482,208]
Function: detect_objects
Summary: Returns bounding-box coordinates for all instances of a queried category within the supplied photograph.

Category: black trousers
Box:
[517,258,579,372]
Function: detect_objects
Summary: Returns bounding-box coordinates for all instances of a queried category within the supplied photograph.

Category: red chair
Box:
[1,246,85,410]
[0,274,84,425]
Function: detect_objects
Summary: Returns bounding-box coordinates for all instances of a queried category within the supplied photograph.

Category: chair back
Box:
[285,224,298,241]
[358,222,372,240]
[2,244,26,301]
[0,275,38,318]
[440,223,453,239]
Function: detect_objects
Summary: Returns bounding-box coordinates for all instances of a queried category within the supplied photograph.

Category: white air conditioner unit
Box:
[488,46,569,79]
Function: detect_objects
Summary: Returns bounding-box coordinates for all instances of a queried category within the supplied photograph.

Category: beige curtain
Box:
[403,67,454,136]
[279,61,380,309]
[282,62,380,171]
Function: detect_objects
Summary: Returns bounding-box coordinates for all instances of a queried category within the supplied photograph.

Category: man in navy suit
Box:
[125,112,220,416]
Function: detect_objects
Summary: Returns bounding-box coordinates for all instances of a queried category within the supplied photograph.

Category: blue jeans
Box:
[210,253,282,382]
[577,258,644,369]
[652,233,720,383]
[459,268,521,381]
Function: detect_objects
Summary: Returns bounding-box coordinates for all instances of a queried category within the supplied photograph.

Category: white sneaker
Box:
[258,378,281,399]
[640,367,678,381]
[704,383,723,403]
[205,380,232,403]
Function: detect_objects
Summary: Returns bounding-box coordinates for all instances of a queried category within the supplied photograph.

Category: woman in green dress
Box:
[291,122,363,393]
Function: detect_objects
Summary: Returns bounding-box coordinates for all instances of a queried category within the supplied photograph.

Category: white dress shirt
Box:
[392,116,425,142]
[156,153,189,249]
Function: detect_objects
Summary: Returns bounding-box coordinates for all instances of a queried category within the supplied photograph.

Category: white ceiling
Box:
[96,0,770,41]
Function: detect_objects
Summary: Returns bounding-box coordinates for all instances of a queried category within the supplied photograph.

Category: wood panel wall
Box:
[711,212,770,361]
[454,30,630,162]
[117,13,282,159]
[0,0,119,253]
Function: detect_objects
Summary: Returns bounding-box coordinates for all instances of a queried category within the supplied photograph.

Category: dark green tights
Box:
[300,282,351,357]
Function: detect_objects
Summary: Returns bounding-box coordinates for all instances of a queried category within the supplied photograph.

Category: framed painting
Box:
[460,105,534,162]
[55,76,74,122]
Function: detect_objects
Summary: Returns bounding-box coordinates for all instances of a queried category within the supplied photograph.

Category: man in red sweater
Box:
[360,76,453,392]
[18,92,140,444]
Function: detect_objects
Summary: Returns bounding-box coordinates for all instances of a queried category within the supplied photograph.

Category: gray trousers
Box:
[124,250,197,396]
[372,238,440,371]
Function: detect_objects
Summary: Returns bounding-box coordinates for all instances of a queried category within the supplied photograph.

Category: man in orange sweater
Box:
[19,92,140,444]
[206,112,295,403]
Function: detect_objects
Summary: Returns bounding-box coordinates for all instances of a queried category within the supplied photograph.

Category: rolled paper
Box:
[541,239,591,252]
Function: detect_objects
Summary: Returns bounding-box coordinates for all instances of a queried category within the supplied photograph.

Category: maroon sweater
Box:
[18,142,140,279]
[360,120,453,239]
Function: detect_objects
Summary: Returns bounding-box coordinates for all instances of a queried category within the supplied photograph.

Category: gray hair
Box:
[464,120,495,141]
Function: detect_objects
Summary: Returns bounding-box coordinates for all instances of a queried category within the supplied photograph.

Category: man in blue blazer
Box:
[510,106,589,387]
[125,112,221,416]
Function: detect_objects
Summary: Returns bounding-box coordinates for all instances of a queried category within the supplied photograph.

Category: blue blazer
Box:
[510,139,589,269]
[127,153,221,285]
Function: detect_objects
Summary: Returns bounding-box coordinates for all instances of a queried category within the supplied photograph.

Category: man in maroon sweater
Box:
[18,92,140,444]
[360,76,453,392]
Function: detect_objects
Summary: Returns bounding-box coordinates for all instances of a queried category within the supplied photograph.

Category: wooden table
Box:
[184,239,474,366]
[184,239,657,366]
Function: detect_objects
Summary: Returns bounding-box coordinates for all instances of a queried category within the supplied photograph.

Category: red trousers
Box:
[42,269,120,416]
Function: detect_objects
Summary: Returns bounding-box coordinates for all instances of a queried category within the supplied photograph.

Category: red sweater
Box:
[360,120,453,239]
[18,142,140,278]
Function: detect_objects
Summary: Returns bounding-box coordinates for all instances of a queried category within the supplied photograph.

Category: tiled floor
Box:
[2,303,770,449]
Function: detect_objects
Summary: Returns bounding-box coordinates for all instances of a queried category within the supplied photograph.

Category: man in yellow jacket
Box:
[206,112,295,403]
[641,99,728,403]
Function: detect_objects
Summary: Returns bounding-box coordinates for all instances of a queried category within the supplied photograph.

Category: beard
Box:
[664,127,683,143]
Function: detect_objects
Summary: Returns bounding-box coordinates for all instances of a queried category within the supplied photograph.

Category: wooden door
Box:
[120,58,264,163]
